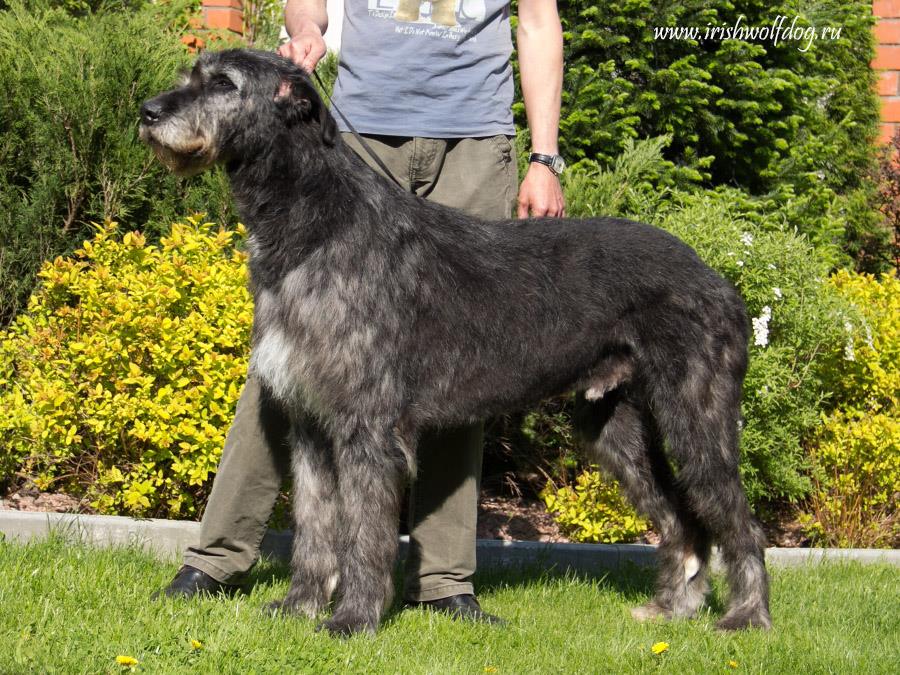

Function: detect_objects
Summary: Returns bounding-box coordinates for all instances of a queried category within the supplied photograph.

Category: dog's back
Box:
[385,202,747,426]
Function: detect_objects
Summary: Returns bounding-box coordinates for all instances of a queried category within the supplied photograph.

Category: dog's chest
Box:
[248,266,389,416]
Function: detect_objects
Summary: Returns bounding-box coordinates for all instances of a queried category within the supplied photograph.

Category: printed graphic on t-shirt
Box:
[367,0,487,40]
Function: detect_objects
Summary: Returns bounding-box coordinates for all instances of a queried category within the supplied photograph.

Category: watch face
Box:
[551,155,566,175]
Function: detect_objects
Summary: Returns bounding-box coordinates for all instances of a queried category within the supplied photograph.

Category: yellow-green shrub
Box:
[541,470,649,544]
[0,218,252,518]
[803,271,900,547]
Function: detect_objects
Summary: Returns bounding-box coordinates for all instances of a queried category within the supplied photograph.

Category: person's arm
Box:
[516,0,565,218]
[277,0,329,73]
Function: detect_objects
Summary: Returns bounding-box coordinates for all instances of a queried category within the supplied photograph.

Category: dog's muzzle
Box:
[139,96,212,176]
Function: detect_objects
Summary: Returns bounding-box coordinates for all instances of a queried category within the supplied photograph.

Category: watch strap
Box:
[529,152,564,175]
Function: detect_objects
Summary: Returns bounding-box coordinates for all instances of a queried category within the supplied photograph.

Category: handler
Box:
[155,0,565,623]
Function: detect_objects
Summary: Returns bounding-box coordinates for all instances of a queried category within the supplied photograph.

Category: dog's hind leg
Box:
[319,424,408,636]
[574,389,712,621]
[653,354,771,631]
[269,417,341,618]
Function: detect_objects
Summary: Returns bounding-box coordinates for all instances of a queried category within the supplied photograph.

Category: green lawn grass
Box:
[1,538,897,674]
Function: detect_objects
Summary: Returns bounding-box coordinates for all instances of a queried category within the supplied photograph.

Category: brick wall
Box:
[202,0,244,35]
[874,1,900,143]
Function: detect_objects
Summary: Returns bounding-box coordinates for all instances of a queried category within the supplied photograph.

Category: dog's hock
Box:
[683,554,701,582]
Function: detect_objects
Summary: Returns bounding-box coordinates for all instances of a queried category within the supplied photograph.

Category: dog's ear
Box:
[275,77,337,146]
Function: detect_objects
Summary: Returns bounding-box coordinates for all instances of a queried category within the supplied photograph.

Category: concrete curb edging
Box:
[2,511,899,575]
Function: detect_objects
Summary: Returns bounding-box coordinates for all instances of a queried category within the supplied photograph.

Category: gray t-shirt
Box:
[330,0,515,138]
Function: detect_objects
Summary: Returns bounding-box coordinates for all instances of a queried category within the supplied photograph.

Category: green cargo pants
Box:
[183,132,518,601]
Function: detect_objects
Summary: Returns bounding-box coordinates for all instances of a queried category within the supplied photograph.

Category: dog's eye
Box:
[210,76,236,92]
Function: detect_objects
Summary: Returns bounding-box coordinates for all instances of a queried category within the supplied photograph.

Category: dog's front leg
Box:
[319,424,407,636]
[269,417,340,618]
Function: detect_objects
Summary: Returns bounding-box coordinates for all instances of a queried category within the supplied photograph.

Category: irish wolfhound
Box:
[139,49,771,636]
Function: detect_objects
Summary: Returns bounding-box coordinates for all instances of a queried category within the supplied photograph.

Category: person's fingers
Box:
[517,199,530,219]
[279,36,326,73]
[530,203,550,217]
[278,40,305,66]
[302,42,327,73]
[550,196,565,218]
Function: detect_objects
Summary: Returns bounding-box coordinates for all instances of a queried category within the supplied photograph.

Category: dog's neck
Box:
[225,125,387,290]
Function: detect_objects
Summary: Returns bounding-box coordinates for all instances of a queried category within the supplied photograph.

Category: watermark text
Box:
[654,15,841,52]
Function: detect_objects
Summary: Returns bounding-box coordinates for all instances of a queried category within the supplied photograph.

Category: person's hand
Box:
[277,25,327,73]
[517,162,565,218]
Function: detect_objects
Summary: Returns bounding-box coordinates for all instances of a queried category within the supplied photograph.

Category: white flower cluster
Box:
[843,319,855,362]
[752,305,772,347]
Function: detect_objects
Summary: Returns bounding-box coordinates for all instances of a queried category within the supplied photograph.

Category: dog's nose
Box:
[140,100,164,125]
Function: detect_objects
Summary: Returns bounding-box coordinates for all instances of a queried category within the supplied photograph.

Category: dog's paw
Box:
[630,602,671,622]
[715,607,772,631]
[316,613,377,638]
[265,594,321,619]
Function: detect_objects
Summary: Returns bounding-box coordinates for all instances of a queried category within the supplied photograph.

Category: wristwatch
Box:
[529,152,566,176]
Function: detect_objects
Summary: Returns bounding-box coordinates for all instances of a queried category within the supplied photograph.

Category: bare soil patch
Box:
[477,494,569,542]
[0,488,91,514]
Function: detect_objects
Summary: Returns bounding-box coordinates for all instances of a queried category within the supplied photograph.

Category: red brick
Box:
[202,0,243,9]
[180,33,207,52]
[872,45,900,69]
[878,123,897,145]
[874,0,900,18]
[875,20,900,43]
[881,97,900,122]
[202,7,243,33]
[878,70,899,95]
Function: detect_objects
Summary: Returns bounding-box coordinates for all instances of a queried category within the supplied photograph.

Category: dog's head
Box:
[139,49,338,176]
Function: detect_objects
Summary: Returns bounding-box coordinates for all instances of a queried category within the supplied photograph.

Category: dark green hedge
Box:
[512,1,883,264]
[0,0,233,324]
[549,1,878,187]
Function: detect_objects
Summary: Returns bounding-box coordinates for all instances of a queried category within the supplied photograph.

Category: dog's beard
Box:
[140,128,214,176]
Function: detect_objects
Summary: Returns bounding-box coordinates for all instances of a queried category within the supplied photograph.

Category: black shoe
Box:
[151,565,239,600]
[409,593,506,625]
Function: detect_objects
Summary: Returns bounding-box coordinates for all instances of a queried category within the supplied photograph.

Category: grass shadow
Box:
[475,560,656,603]
[241,551,668,621]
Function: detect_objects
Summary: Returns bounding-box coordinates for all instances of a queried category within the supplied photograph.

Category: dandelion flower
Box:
[728,660,739,668]
[651,641,669,655]
[484,667,498,673]
[191,639,203,650]
[116,655,138,667]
